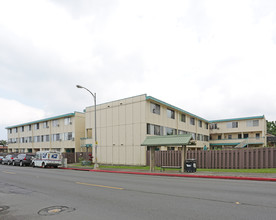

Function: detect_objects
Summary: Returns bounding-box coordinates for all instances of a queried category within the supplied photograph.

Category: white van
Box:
[32,151,62,168]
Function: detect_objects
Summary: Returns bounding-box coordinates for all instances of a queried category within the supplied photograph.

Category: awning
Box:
[141,134,193,147]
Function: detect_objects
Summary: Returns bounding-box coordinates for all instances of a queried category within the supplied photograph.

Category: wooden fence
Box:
[146,147,276,169]
[62,152,92,164]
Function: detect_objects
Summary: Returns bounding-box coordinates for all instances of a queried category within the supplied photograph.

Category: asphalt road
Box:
[0,165,276,220]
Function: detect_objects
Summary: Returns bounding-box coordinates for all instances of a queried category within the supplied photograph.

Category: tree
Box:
[0,140,7,146]
[267,121,276,136]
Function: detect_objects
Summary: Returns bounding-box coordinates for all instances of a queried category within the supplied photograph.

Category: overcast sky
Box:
[1,0,276,140]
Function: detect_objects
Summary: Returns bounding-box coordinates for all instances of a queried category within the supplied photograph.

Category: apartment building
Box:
[209,116,267,149]
[6,112,85,153]
[82,94,210,166]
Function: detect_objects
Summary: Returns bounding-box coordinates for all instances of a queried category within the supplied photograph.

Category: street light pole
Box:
[76,85,99,169]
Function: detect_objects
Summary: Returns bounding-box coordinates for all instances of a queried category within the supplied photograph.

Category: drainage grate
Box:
[38,206,75,216]
[0,206,9,212]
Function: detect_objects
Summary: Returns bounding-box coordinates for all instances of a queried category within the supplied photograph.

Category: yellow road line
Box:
[2,171,16,174]
[76,182,124,190]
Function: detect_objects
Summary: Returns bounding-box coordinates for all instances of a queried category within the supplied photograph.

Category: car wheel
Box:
[42,162,46,168]
[32,162,35,168]
[12,161,15,166]
[20,161,23,167]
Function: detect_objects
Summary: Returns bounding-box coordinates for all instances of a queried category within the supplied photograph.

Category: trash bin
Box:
[185,159,196,173]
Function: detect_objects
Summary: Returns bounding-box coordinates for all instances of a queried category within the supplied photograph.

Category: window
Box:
[199,120,202,128]
[29,125,32,131]
[244,133,249,139]
[147,124,163,135]
[52,120,59,127]
[21,126,24,132]
[218,135,222,140]
[180,114,186,122]
[226,121,238,128]
[64,117,72,125]
[210,123,217,129]
[64,132,73,140]
[150,103,160,115]
[167,109,175,119]
[14,128,18,133]
[43,121,49,128]
[52,133,62,141]
[34,123,39,130]
[256,133,260,139]
[178,130,187,135]
[247,120,259,127]
[165,127,176,135]
[205,123,208,129]
[9,129,12,134]
[190,118,195,125]
[28,137,32,143]
[228,135,232,139]
[34,136,40,142]
[238,134,242,139]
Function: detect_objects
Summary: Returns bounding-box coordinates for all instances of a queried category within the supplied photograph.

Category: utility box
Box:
[185,159,197,173]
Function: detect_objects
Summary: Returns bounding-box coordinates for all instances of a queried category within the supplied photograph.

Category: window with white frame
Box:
[150,103,160,115]
[43,121,49,128]
[227,121,238,128]
[247,120,259,127]
[64,117,72,125]
[64,132,73,140]
[52,120,59,127]
[34,123,39,130]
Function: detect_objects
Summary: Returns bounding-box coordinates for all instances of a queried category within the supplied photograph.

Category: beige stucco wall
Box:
[209,117,267,147]
[85,94,147,165]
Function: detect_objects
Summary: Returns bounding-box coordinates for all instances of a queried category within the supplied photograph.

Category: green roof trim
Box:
[146,96,209,122]
[5,112,78,129]
[209,115,264,123]
[141,134,193,146]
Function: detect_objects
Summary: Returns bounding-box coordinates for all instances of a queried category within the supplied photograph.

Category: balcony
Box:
[80,137,93,148]
[210,137,265,148]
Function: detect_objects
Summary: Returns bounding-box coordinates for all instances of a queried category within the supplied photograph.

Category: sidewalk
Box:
[62,164,276,182]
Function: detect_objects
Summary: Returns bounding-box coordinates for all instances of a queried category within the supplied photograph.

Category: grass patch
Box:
[69,163,276,173]
[198,168,276,173]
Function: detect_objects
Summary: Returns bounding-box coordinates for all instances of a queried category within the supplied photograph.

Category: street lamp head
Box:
[76,85,83,89]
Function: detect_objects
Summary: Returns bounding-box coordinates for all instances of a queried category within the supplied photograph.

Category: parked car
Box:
[13,154,35,166]
[0,156,4,164]
[2,154,16,165]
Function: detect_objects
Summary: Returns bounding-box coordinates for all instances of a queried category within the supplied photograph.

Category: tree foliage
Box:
[0,140,7,146]
[267,121,276,136]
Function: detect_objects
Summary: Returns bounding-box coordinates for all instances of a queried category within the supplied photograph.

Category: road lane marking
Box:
[2,171,16,174]
[76,181,124,190]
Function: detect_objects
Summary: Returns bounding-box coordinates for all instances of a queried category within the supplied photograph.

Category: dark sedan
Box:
[13,154,34,166]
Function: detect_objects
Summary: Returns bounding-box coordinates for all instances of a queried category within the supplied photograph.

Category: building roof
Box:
[146,96,209,122]
[141,134,193,146]
[209,115,265,123]
[5,112,83,129]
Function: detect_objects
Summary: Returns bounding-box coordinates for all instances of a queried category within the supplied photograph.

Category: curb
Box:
[59,167,276,182]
